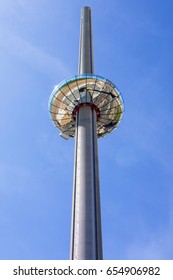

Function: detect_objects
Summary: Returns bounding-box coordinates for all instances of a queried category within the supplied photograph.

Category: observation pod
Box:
[48,6,124,260]
[49,74,123,139]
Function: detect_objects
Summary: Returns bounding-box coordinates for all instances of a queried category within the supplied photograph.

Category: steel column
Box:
[70,6,103,260]
[78,6,94,74]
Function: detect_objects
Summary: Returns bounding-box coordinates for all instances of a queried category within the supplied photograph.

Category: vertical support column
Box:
[78,6,94,74]
[70,6,103,260]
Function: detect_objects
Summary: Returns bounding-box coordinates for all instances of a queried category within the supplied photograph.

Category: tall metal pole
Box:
[70,6,103,260]
[78,6,94,74]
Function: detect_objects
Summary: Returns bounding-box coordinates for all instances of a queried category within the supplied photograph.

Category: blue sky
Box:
[0,0,173,260]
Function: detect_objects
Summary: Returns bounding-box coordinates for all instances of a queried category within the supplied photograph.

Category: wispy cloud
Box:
[126,226,173,259]
[126,194,173,259]
[0,26,72,78]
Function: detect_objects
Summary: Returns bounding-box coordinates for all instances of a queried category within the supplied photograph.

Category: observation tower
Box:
[49,7,124,259]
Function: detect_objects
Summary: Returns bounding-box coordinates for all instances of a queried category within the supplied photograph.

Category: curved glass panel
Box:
[49,74,124,138]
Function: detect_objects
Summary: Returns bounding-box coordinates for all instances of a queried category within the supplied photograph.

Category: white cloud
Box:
[127,230,173,259]
[0,26,72,78]
[126,199,173,259]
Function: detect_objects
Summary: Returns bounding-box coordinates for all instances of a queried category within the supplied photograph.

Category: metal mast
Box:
[49,6,124,261]
[70,6,103,260]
